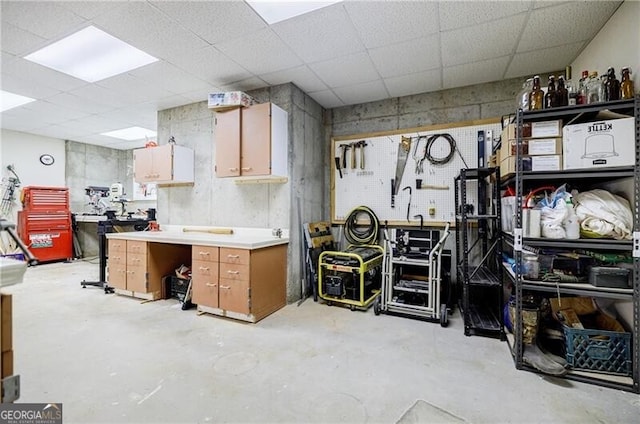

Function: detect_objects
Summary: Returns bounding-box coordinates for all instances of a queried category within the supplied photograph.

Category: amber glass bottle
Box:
[556,75,568,107]
[604,67,620,101]
[620,67,635,99]
[544,75,557,108]
[529,75,544,110]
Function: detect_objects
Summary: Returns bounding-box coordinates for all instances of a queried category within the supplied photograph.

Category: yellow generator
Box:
[318,245,383,310]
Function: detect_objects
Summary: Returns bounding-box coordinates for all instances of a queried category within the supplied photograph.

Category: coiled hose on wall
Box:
[344,206,379,245]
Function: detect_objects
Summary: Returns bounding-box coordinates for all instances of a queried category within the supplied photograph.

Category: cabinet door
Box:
[151,145,174,181]
[219,279,250,314]
[126,264,147,293]
[108,264,127,290]
[215,108,241,177]
[241,103,271,176]
[133,148,154,182]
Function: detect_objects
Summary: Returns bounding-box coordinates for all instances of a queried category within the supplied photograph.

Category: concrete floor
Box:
[5,260,640,423]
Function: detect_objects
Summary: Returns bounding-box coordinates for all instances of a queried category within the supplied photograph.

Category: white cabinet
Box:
[214,102,288,178]
[133,144,194,184]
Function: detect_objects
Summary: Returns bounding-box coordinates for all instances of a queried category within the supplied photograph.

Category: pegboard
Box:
[331,118,502,225]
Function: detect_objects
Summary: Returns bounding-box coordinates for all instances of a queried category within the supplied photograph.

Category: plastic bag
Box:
[537,185,569,239]
[574,189,633,240]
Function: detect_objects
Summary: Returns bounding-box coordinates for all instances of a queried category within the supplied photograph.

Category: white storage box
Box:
[208,91,255,111]
[563,117,635,170]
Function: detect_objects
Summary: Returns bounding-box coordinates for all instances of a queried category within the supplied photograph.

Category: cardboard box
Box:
[1,294,12,353]
[500,154,562,178]
[499,137,562,159]
[208,91,255,111]
[502,120,562,140]
[563,117,635,170]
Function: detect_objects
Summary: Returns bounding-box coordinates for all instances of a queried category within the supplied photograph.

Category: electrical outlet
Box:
[428,207,436,216]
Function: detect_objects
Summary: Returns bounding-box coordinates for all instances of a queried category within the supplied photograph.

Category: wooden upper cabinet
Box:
[214,102,288,178]
[133,144,194,184]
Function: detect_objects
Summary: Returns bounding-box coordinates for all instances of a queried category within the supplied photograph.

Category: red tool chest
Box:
[17,187,73,263]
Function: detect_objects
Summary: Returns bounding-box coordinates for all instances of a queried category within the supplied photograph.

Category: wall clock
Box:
[39,154,55,166]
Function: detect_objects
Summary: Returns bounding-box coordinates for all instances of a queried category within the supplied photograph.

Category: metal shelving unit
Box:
[455,167,505,338]
[503,96,639,393]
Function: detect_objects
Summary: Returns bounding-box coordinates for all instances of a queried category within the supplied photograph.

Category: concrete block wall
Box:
[156,83,326,302]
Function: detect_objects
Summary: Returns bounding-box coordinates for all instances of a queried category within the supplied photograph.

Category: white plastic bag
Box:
[574,189,633,240]
[540,200,567,239]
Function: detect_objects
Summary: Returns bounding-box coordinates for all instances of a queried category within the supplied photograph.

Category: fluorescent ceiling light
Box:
[247,1,341,24]
[0,90,36,112]
[102,126,157,141]
[24,26,158,82]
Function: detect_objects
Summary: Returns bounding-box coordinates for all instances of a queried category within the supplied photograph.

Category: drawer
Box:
[192,245,219,263]
[108,264,127,290]
[127,240,147,254]
[108,251,126,266]
[126,265,147,293]
[191,277,219,308]
[220,248,250,265]
[108,240,126,253]
[219,263,250,281]
[127,252,147,267]
[192,259,219,279]
[219,278,250,314]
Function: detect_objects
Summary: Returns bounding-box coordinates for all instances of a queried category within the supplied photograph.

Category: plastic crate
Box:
[163,275,191,302]
[563,326,632,376]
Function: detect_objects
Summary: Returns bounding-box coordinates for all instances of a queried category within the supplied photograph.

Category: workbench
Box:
[106,227,289,323]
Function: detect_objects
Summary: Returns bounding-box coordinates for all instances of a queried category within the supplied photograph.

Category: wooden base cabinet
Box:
[191,246,220,308]
[196,244,287,322]
[107,239,191,300]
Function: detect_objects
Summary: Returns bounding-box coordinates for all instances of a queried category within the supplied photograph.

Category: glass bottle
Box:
[565,67,578,105]
[556,75,568,107]
[529,75,544,110]
[604,67,620,101]
[577,70,589,105]
[544,75,557,108]
[517,78,533,110]
[586,71,603,104]
[620,67,635,99]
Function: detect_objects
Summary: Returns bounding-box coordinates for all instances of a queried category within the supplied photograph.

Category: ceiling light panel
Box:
[247,1,341,24]
[24,26,158,82]
[102,126,157,141]
[0,90,36,112]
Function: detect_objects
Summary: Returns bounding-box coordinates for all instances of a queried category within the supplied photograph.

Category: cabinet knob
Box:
[227,270,240,275]
[241,167,252,171]
[227,254,240,259]
[205,283,217,287]
[199,251,210,256]
[199,266,210,271]
[229,167,238,171]
[220,285,231,290]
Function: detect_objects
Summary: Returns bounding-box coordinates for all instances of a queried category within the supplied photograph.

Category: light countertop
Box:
[106,226,289,250]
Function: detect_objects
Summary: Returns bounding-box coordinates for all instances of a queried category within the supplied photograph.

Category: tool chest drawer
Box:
[220,248,250,265]
[127,252,146,267]
[109,240,126,254]
[192,246,219,263]
[219,263,250,281]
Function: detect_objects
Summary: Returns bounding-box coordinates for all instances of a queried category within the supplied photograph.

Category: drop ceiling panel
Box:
[506,41,586,78]
[307,90,345,109]
[517,1,621,52]
[149,0,266,45]
[128,62,212,96]
[58,1,128,20]
[369,34,441,78]
[344,1,439,48]
[272,5,365,63]
[441,13,527,67]
[95,73,177,105]
[0,1,86,39]
[43,92,115,115]
[0,21,47,56]
[2,58,89,93]
[0,72,62,99]
[439,0,531,31]
[61,115,130,135]
[444,56,511,89]
[92,1,209,62]
[171,46,252,86]
[215,28,303,75]
[220,76,268,93]
[333,80,389,106]
[310,52,379,88]
[67,84,132,110]
[28,124,84,140]
[384,69,442,98]
[260,66,328,94]
[0,113,44,133]
[22,101,91,125]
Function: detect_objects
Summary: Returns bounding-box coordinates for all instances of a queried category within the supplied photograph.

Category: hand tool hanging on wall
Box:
[335,157,343,179]
[412,135,428,174]
[391,136,412,208]
[402,186,412,222]
[339,144,351,170]
[350,142,358,169]
[357,140,367,169]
